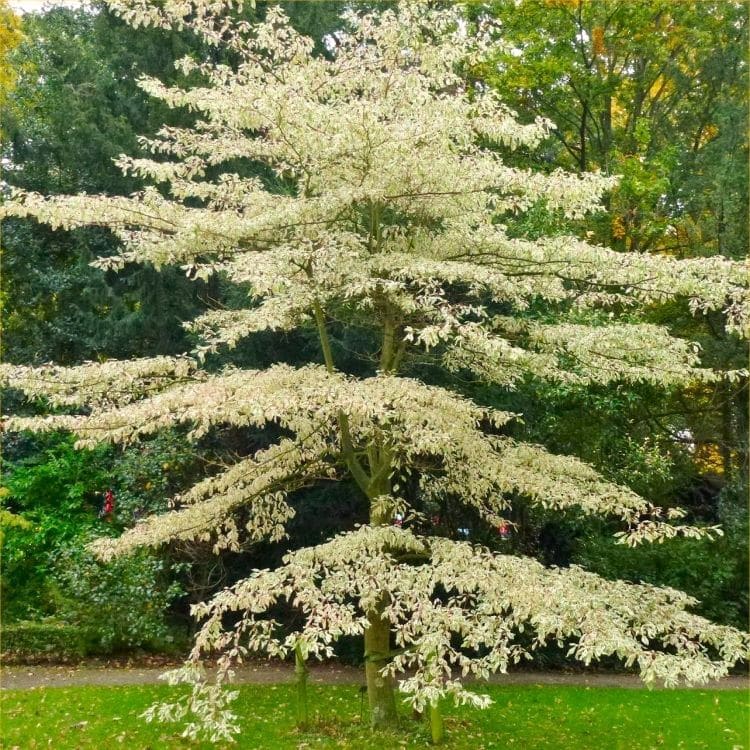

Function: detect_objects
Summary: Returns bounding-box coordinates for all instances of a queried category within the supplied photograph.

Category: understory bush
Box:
[574,486,749,629]
[1,431,191,655]
[1,434,113,619]
[51,542,187,653]
[0,620,94,660]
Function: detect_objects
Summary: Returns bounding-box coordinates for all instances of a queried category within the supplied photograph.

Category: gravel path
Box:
[2,663,747,691]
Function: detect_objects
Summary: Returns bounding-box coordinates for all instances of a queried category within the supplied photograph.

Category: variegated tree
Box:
[2,0,748,743]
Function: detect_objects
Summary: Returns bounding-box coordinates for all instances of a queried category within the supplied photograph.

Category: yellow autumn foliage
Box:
[611,214,626,239]
[592,26,605,57]
[0,0,23,108]
[697,123,719,147]
[693,442,726,475]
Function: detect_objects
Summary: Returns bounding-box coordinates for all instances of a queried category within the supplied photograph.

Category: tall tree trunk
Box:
[364,603,398,728]
[364,463,399,728]
[579,100,588,172]
[294,641,309,729]
[316,285,401,728]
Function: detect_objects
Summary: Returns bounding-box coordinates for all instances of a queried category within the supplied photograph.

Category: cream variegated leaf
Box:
[172,526,748,735]
[0,356,200,408]
[2,0,747,742]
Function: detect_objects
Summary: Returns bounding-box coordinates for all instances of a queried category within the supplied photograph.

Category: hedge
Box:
[1,620,95,661]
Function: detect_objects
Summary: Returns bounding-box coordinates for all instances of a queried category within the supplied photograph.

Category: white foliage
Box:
[2,0,748,742]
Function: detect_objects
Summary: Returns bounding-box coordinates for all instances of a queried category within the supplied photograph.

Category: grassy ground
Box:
[1,683,747,749]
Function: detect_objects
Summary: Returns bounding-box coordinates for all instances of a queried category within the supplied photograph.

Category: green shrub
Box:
[0,620,94,660]
[1,430,195,645]
[574,517,748,629]
[1,434,113,619]
[51,542,186,653]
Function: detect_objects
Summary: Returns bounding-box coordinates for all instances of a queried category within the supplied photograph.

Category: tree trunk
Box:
[429,701,444,744]
[579,101,588,172]
[294,642,309,729]
[364,476,398,729]
[364,605,398,728]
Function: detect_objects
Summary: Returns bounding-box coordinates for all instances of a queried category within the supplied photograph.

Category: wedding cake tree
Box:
[2,0,748,742]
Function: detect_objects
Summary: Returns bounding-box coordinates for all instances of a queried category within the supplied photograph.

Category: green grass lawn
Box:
[1,683,747,749]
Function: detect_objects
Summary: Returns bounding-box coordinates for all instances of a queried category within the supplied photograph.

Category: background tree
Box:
[0,3,218,646]
[472,0,748,475]
[1,0,748,743]
[0,1,350,646]
[0,0,23,129]
[466,0,749,606]
[0,4,211,365]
